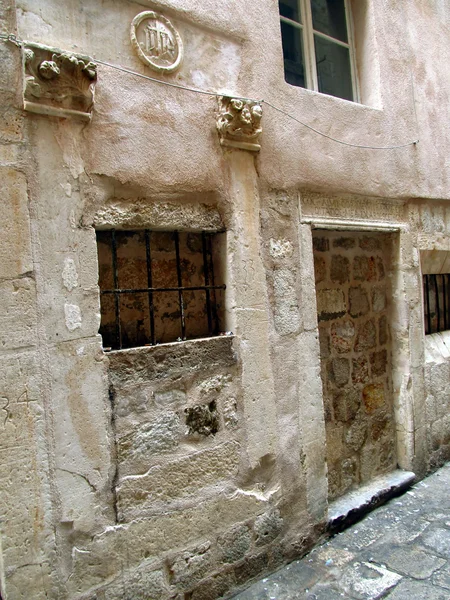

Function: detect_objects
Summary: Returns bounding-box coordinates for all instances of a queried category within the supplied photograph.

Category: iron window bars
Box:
[423,274,450,335]
[97,229,225,350]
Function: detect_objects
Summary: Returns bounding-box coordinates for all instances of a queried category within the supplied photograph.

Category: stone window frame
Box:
[96,228,226,350]
[279,0,359,102]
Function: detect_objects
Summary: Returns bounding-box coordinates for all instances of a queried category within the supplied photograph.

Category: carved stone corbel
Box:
[22,42,97,121]
[216,96,262,152]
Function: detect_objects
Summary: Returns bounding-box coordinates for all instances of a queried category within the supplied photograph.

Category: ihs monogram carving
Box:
[131,11,183,73]
[217,97,263,152]
[22,43,97,120]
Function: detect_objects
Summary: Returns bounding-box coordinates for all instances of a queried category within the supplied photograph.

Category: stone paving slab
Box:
[232,463,450,599]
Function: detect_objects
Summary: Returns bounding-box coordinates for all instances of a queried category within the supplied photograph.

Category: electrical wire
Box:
[1,32,419,150]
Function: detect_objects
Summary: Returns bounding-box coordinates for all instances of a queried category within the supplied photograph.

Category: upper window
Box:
[96,230,226,350]
[423,273,450,335]
[279,0,356,102]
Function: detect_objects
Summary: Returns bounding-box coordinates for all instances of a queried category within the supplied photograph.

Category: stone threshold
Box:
[327,469,416,534]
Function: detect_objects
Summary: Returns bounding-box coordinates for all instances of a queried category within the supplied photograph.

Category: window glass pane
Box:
[311,0,348,43]
[279,0,301,23]
[314,35,353,101]
[281,21,306,88]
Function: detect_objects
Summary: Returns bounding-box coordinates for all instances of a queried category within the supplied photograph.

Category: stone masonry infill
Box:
[232,462,450,600]
[313,232,396,500]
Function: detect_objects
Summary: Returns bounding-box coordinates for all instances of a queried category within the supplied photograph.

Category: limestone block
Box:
[0,168,33,279]
[333,388,361,423]
[235,551,269,585]
[0,277,37,350]
[3,562,53,600]
[69,492,268,595]
[345,415,368,452]
[378,315,388,346]
[117,411,181,468]
[316,289,346,321]
[169,541,212,588]
[49,338,112,532]
[188,570,236,600]
[272,268,301,335]
[117,441,241,519]
[0,94,25,143]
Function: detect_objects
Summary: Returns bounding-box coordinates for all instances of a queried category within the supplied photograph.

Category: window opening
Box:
[279,0,357,102]
[423,274,450,335]
[97,230,226,350]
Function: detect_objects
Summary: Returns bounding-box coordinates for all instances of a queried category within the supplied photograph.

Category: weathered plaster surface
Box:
[1,0,450,598]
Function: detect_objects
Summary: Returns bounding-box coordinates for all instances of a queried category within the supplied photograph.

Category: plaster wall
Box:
[0,0,450,599]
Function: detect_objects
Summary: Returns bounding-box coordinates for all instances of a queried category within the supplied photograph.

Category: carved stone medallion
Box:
[131,11,183,73]
[22,43,97,120]
[217,97,263,152]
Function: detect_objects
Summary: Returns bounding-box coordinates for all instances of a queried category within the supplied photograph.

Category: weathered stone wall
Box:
[313,231,396,500]
[1,0,450,598]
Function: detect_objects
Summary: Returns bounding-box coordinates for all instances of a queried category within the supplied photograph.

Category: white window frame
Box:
[280,0,359,102]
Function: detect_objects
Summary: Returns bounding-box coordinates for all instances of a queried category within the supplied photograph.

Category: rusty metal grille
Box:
[423,274,450,335]
[97,230,225,350]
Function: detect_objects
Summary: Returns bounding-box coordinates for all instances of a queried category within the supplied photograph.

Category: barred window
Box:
[423,274,450,335]
[96,230,226,350]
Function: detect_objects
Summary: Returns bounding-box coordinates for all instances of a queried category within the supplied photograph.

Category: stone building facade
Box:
[0,1,450,599]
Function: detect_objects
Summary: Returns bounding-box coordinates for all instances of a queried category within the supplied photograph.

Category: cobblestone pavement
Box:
[232,462,450,599]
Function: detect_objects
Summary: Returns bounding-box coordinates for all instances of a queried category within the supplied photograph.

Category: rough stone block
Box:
[349,286,369,318]
[317,289,346,321]
[352,356,370,384]
[169,542,212,588]
[376,257,385,280]
[326,424,343,463]
[254,509,283,546]
[69,492,269,595]
[330,255,350,284]
[319,327,330,359]
[359,236,382,252]
[333,388,361,423]
[362,383,385,413]
[345,416,367,452]
[117,441,240,519]
[188,570,236,600]
[333,237,355,250]
[354,319,376,353]
[378,315,388,346]
[353,256,377,282]
[372,286,386,312]
[313,237,329,252]
[370,349,387,377]
[0,168,33,279]
[331,319,355,354]
[371,413,390,441]
[234,551,269,585]
[314,255,326,284]
[101,566,169,600]
[328,358,350,387]
[218,524,251,564]
[185,401,219,437]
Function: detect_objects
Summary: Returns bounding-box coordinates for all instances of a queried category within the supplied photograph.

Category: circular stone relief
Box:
[131,11,183,73]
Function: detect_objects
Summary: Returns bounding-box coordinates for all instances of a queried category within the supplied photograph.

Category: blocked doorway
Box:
[312,230,397,501]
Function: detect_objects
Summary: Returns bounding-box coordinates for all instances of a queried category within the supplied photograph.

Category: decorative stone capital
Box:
[22,42,97,121]
[216,96,263,152]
